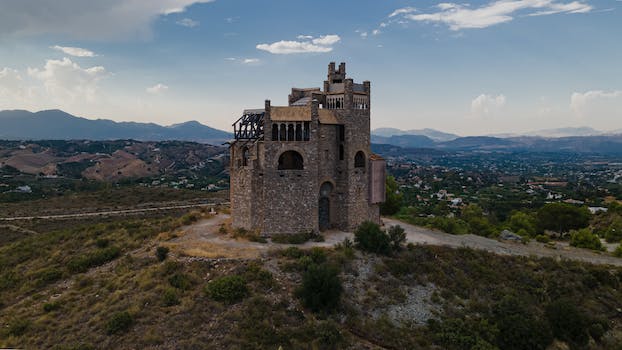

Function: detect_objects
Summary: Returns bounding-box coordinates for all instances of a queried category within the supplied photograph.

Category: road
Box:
[0,202,225,221]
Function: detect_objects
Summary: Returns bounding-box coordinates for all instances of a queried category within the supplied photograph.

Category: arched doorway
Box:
[319,182,333,231]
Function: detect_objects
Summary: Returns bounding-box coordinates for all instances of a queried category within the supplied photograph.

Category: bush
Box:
[43,301,61,312]
[67,246,121,273]
[545,299,589,346]
[162,288,180,306]
[380,176,403,215]
[354,221,391,255]
[106,311,133,335]
[492,296,552,350]
[614,244,622,258]
[156,246,169,261]
[388,225,406,251]
[205,275,248,304]
[535,234,550,243]
[168,273,192,290]
[537,203,590,233]
[271,231,323,244]
[34,267,63,286]
[6,318,30,337]
[297,263,342,313]
[570,228,604,251]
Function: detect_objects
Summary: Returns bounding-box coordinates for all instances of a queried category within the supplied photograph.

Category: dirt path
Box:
[168,214,622,266]
[383,218,622,267]
[0,202,223,221]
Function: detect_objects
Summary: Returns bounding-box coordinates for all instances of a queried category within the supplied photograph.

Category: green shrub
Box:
[271,230,323,244]
[570,228,604,251]
[34,267,63,286]
[67,246,121,273]
[297,263,342,313]
[537,203,590,233]
[535,234,550,243]
[388,225,406,251]
[205,275,248,304]
[180,212,200,225]
[614,244,622,257]
[168,273,192,290]
[43,301,61,312]
[6,318,30,337]
[156,246,169,261]
[281,246,305,259]
[492,296,552,350]
[354,221,391,255]
[545,299,589,346]
[162,288,180,306]
[106,311,133,335]
[95,238,109,248]
[312,320,344,349]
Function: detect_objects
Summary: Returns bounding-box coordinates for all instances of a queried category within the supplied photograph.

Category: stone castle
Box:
[230,62,385,235]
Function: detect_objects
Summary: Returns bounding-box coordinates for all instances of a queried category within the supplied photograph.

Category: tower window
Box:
[287,124,295,141]
[354,151,365,168]
[338,125,345,142]
[339,145,344,161]
[295,123,302,141]
[279,123,286,141]
[271,124,278,141]
[278,150,304,170]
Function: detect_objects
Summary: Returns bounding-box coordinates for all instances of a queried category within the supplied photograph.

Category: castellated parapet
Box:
[230,62,386,235]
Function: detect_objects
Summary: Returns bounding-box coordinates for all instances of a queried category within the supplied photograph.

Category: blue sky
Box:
[0,0,620,135]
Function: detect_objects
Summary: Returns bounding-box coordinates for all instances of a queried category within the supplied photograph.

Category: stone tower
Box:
[229,62,385,235]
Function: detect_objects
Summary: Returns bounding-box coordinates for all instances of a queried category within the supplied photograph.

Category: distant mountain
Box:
[0,109,232,145]
[372,128,459,142]
[522,127,603,138]
[437,136,518,150]
[371,134,436,148]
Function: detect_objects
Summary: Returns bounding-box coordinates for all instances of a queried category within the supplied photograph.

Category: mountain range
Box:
[0,109,231,145]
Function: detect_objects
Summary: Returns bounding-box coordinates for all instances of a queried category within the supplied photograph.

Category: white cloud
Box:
[372,29,381,35]
[51,45,96,57]
[242,58,260,64]
[27,57,107,103]
[176,18,199,27]
[389,0,592,31]
[0,1,214,40]
[311,35,341,46]
[297,35,313,40]
[570,90,622,118]
[359,31,368,38]
[471,93,506,116]
[0,68,32,106]
[256,34,341,54]
[389,7,417,17]
[146,83,169,94]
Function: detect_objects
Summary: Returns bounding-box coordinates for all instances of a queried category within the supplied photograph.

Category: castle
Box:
[230,62,385,235]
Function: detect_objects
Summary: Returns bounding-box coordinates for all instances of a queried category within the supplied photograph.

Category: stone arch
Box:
[354,151,366,168]
[277,150,304,170]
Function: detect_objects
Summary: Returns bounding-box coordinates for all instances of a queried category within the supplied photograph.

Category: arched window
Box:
[320,181,333,197]
[287,124,295,141]
[278,150,304,170]
[272,124,278,141]
[354,151,365,168]
[242,147,249,166]
[295,123,302,141]
[279,123,286,141]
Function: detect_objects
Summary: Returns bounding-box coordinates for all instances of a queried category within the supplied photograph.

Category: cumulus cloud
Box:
[0,0,214,40]
[570,90,622,118]
[0,68,31,106]
[27,57,107,103]
[256,34,341,54]
[146,83,169,94]
[471,93,506,116]
[176,18,199,27]
[389,0,592,31]
[51,45,96,57]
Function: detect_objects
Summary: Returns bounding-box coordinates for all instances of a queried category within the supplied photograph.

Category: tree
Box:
[508,211,537,236]
[380,176,403,215]
[298,263,342,312]
[537,203,590,233]
[388,225,406,251]
[354,221,391,255]
[570,228,604,251]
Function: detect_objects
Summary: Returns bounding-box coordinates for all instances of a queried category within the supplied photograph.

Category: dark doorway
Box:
[319,182,333,231]
[319,197,330,231]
